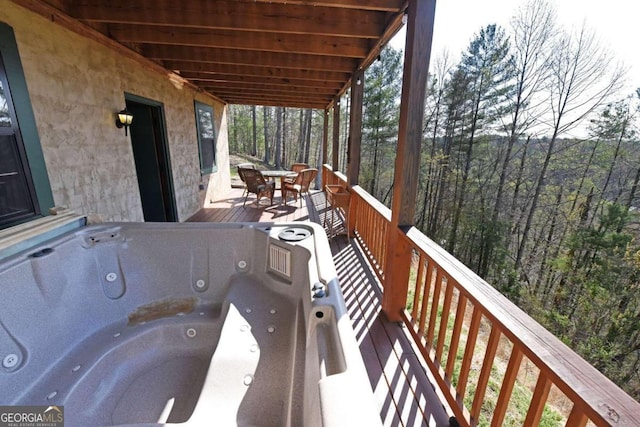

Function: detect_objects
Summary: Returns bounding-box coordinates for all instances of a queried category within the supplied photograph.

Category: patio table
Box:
[261,170,298,198]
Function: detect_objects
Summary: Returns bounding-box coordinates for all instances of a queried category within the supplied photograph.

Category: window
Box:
[0,23,53,229]
[194,101,217,174]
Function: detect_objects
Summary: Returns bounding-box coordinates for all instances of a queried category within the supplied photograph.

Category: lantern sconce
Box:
[115,109,133,136]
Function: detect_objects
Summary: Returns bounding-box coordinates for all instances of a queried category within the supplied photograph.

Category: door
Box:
[126,96,177,222]
[0,55,40,228]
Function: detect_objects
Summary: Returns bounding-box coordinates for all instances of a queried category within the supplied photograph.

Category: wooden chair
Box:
[236,163,256,197]
[291,163,309,173]
[282,168,317,207]
[237,167,275,207]
[284,163,309,185]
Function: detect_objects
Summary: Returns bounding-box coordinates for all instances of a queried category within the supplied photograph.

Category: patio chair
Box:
[236,163,256,197]
[237,167,275,207]
[282,168,317,207]
[283,163,309,185]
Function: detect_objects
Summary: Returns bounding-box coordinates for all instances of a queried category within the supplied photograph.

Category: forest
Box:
[227,0,640,401]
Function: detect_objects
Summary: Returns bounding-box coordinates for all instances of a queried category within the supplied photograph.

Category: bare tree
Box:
[480,0,557,277]
[514,23,626,280]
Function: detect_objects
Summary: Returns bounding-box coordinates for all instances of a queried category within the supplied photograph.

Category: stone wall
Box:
[0,1,230,222]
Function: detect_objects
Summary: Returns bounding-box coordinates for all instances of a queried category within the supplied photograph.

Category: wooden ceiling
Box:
[25,0,407,109]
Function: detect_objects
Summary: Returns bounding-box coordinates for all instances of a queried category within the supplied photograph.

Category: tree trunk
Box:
[304,109,312,164]
[275,107,282,168]
[251,106,257,156]
[263,106,270,164]
[282,108,287,167]
[230,107,237,153]
[448,76,486,253]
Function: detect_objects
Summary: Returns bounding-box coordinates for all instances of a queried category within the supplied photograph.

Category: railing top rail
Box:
[404,226,640,425]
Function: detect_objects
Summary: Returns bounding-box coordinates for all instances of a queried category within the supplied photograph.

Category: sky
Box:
[390,0,640,93]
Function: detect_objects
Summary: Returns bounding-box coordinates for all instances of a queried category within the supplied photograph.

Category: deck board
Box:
[187,187,450,427]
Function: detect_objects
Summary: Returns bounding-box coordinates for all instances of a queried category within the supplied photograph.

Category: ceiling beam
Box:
[144,45,358,73]
[181,72,343,90]
[107,25,370,58]
[70,0,385,38]
[162,61,350,83]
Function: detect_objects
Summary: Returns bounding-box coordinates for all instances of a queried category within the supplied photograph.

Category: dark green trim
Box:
[124,92,163,107]
[194,100,217,174]
[0,22,54,215]
[123,92,178,221]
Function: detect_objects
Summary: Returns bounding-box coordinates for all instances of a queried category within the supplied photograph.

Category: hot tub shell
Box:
[0,220,381,427]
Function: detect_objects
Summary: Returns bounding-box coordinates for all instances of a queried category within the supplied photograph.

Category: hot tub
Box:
[0,220,381,427]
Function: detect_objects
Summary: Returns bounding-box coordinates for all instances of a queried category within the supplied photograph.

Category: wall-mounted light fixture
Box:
[115,109,133,136]
[356,77,362,86]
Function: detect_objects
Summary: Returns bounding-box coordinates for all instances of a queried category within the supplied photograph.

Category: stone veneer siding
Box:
[0,1,231,222]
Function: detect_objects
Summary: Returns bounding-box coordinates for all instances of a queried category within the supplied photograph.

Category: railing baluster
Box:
[418,259,434,335]
[436,277,454,362]
[381,222,388,274]
[374,213,380,266]
[361,198,368,243]
[426,269,443,345]
[491,346,523,427]
[445,292,467,379]
[411,253,426,322]
[471,326,501,423]
[565,406,588,427]
[523,374,552,426]
[457,307,482,399]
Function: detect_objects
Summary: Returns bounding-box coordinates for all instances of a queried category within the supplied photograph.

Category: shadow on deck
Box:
[188,188,450,427]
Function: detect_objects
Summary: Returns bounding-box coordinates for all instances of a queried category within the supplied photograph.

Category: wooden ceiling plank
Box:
[143,45,358,73]
[108,25,369,58]
[164,61,350,82]
[208,89,332,102]
[216,97,330,109]
[224,98,328,109]
[208,84,335,100]
[248,0,404,12]
[71,0,385,38]
[220,98,329,109]
[200,82,338,96]
[181,72,342,90]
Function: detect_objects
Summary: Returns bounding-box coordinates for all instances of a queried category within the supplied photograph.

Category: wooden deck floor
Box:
[188,188,450,427]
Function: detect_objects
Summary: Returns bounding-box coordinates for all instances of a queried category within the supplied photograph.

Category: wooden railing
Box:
[322,166,389,281]
[322,164,640,427]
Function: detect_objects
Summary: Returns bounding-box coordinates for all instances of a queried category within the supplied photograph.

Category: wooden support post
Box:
[381,0,436,322]
[321,109,329,187]
[332,101,340,171]
[347,69,364,185]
